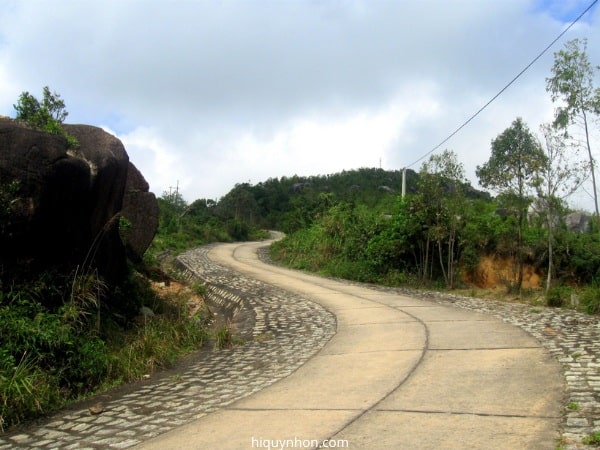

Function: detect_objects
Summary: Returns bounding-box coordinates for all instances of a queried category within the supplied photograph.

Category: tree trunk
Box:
[583,110,600,220]
[546,196,553,292]
[423,236,430,282]
[437,238,448,286]
[546,228,553,292]
[447,234,455,289]
[515,209,524,294]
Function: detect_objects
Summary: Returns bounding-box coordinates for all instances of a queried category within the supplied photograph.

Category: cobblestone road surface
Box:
[0,244,336,449]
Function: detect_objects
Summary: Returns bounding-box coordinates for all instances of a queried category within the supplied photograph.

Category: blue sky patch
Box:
[532,0,598,23]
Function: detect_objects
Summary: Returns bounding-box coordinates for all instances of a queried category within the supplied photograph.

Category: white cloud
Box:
[0,0,598,210]
[113,126,191,198]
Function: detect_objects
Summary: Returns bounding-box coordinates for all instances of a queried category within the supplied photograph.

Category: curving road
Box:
[139,239,563,450]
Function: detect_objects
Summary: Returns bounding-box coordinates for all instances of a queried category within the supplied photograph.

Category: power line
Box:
[406,0,599,169]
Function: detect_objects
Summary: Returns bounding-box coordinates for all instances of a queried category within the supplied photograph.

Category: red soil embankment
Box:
[464,255,541,290]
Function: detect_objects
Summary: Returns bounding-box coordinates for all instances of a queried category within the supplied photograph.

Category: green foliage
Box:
[546,38,600,131]
[583,431,600,445]
[0,284,109,428]
[109,307,209,380]
[272,199,405,284]
[269,163,600,304]
[552,230,600,284]
[271,224,329,272]
[476,118,547,293]
[118,216,133,246]
[579,285,600,315]
[213,323,234,350]
[567,401,580,411]
[545,285,570,307]
[149,187,268,256]
[13,86,78,147]
[0,352,61,432]
[546,38,600,216]
[0,267,211,429]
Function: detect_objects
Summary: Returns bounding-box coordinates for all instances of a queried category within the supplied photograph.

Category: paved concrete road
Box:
[139,240,563,450]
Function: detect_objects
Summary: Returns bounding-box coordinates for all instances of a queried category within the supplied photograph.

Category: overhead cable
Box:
[406,0,599,169]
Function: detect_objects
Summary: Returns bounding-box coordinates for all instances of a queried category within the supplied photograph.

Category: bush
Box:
[13,86,78,147]
[324,259,377,283]
[580,286,600,315]
[0,268,212,429]
[546,285,570,307]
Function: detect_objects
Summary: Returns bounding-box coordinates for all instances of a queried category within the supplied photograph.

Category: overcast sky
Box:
[1,0,599,210]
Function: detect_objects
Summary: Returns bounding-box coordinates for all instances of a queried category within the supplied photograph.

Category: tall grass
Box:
[0,271,211,431]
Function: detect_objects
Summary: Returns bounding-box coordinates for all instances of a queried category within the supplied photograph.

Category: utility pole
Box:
[402,167,407,199]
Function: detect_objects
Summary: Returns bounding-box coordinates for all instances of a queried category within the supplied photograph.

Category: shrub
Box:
[546,285,570,307]
[580,286,600,314]
[13,86,78,147]
[0,268,212,429]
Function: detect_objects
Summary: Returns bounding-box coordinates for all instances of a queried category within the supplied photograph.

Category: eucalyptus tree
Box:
[476,118,547,293]
[546,38,600,218]
[536,124,586,291]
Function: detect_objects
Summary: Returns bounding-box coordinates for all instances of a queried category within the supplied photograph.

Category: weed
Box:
[214,323,233,350]
[118,216,133,245]
[168,374,183,383]
[254,332,275,343]
[192,282,207,297]
[583,431,600,445]
[212,320,245,350]
[554,436,568,450]
[65,267,106,332]
[0,268,211,429]
[0,352,61,431]
[567,401,580,411]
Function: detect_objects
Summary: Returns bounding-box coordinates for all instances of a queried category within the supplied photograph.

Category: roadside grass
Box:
[0,270,212,432]
[583,431,600,445]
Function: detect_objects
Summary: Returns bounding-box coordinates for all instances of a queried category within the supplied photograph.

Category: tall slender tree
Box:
[476,118,546,293]
[536,124,586,291]
[546,38,600,218]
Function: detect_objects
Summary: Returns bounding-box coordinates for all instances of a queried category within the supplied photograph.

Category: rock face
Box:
[0,118,158,287]
[565,211,592,233]
[121,162,159,261]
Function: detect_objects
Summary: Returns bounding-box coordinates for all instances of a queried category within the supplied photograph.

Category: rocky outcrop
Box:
[0,117,157,288]
[121,162,159,261]
[565,211,592,233]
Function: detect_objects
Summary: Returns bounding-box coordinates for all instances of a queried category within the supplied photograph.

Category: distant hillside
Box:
[214,167,490,233]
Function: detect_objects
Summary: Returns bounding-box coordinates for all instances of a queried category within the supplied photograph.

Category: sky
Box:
[1,0,599,210]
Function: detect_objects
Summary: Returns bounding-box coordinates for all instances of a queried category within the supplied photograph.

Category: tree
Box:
[476,118,546,293]
[13,86,77,146]
[546,38,600,218]
[418,149,467,288]
[536,123,586,291]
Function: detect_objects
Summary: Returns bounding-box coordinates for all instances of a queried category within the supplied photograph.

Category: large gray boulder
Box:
[121,162,159,261]
[0,117,157,287]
